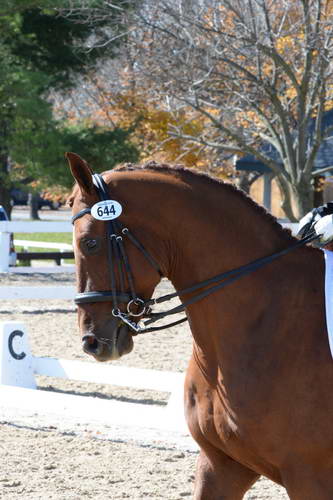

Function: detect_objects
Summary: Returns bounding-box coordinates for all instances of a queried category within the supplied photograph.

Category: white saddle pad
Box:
[323,249,333,359]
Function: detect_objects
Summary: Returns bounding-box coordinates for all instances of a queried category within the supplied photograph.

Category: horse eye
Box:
[86,240,97,249]
[80,238,100,254]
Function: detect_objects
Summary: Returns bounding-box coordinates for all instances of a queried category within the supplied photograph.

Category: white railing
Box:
[0,322,190,441]
[0,221,72,233]
[0,220,72,273]
[0,286,75,300]
[14,239,72,250]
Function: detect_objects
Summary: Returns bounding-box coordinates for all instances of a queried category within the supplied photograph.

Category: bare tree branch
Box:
[57,0,333,219]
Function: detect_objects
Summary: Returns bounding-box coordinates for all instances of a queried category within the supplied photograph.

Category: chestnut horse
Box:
[67,152,333,499]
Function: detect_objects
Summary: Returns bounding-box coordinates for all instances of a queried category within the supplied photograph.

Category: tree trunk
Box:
[235,172,261,194]
[0,152,12,218]
[313,176,324,208]
[292,177,314,220]
[275,174,315,221]
[28,193,40,220]
[275,175,297,221]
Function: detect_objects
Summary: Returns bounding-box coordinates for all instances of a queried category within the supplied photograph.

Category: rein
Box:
[72,173,319,335]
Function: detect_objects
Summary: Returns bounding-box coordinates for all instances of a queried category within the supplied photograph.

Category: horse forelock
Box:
[105,161,296,244]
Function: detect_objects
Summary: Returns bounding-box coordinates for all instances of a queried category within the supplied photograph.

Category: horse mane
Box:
[113,161,296,243]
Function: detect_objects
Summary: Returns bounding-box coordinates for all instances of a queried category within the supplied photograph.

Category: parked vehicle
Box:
[0,205,17,266]
[10,188,60,210]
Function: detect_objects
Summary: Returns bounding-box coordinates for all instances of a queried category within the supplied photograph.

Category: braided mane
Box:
[113,161,296,243]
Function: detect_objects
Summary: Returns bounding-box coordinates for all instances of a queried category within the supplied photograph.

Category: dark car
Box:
[10,188,60,210]
[0,205,17,266]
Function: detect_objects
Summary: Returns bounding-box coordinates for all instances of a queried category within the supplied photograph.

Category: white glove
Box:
[298,211,319,232]
[313,214,333,245]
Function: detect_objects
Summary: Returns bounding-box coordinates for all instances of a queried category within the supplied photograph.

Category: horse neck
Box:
[114,168,308,293]
[117,171,322,371]
[156,178,296,291]
[124,172,326,389]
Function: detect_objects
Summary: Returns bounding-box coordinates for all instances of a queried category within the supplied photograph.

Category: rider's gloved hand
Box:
[297,202,333,249]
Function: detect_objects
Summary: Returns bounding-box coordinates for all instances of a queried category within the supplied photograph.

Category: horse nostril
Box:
[82,334,99,353]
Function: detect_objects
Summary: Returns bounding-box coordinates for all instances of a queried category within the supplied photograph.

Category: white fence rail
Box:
[0,221,72,233]
[34,357,183,393]
[14,239,72,250]
[0,286,75,300]
[0,220,73,273]
[8,266,75,274]
[0,322,190,440]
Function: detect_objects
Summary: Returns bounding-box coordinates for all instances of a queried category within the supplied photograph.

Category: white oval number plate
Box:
[91,200,122,221]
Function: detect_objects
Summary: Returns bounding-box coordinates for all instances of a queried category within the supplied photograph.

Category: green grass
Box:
[14,232,74,264]
[15,232,72,245]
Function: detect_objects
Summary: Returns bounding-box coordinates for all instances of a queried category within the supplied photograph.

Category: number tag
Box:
[91,200,122,221]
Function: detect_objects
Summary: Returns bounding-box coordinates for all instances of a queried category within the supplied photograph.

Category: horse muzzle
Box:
[81,321,134,361]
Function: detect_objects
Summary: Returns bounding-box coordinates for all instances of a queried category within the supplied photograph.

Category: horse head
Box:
[66,152,162,361]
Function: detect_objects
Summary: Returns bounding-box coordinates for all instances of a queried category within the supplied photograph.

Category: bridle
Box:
[72,173,173,334]
[72,172,320,336]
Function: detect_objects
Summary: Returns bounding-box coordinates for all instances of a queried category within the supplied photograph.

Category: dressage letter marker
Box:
[8,330,26,360]
[91,200,122,221]
[0,322,36,388]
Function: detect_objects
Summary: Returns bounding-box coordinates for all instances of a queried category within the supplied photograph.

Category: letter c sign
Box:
[8,330,26,360]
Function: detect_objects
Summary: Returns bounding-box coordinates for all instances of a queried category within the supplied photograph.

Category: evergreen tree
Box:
[0,1,133,217]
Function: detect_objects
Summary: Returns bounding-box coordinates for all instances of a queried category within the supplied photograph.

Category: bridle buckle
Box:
[112,308,144,334]
[127,298,146,317]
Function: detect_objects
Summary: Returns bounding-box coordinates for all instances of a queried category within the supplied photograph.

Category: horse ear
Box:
[65,152,94,195]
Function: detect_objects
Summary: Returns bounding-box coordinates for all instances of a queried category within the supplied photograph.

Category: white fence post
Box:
[0,231,10,272]
[0,220,73,273]
[0,322,36,389]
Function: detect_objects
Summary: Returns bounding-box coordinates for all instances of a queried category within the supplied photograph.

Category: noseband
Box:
[72,172,320,336]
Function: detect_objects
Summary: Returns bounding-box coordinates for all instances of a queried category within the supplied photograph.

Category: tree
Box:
[72,0,333,219]
[0,1,125,217]
[57,80,218,168]
[130,0,333,220]
[12,123,140,190]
